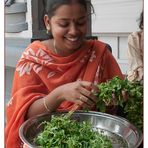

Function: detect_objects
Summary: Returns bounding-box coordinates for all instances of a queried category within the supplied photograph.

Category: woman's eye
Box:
[58,22,69,27]
[77,21,86,26]
[76,19,87,26]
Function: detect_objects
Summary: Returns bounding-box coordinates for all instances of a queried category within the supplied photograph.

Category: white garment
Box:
[127,31,143,82]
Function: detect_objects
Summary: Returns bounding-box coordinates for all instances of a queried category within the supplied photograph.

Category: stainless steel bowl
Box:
[19,111,142,148]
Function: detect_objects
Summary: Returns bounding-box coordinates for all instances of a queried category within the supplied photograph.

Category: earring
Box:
[46,29,49,34]
[46,26,50,34]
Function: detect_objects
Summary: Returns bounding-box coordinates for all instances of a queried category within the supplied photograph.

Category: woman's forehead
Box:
[52,3,87,19]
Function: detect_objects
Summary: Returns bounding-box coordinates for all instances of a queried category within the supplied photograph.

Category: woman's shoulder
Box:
[86,39,106,49]
[87,39,112,53]
[128,31,143,48]
[26,40,46,50]
[128,31,142,41]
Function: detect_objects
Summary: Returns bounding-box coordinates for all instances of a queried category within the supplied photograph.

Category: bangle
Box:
[43,98,52,112]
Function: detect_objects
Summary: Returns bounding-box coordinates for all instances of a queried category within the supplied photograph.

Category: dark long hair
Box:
[43,0,94,18]
[139,11,143,30]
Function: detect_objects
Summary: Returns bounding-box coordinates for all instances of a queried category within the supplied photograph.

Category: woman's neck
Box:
[41,39,86,57]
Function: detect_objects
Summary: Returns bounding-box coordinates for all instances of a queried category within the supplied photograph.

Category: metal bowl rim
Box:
[19,110,143,147]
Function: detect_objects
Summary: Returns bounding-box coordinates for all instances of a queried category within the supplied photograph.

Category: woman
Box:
[5,0,124,147]
[127,11,144,82]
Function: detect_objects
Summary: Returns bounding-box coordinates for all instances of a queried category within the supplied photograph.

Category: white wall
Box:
[91,0,143,33]
[91,0,143,74]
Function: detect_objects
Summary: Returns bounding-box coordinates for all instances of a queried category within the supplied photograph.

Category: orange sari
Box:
[5,40,123,148]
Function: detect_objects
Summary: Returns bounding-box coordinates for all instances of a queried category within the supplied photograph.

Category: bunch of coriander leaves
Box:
[33,114,112,148]
[95,76,143,130]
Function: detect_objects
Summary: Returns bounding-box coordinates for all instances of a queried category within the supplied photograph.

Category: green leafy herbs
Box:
[33,114,112,148]
[95,76,143,130]
[33,76,143,147]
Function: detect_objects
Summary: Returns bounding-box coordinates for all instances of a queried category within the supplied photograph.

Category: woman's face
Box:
[47,3,88,53]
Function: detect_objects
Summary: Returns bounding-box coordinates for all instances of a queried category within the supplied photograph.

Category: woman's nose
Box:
[68,23,79,35]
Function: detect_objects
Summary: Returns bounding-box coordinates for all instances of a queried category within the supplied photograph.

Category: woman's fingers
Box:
[78,94,96,110]
[78,85,97,105]
[80,81,98,92]
[60,81,98,108]
[80,81,92,88]
[122,90,128,102]
[75,98,92,110]
[79,95,93,106]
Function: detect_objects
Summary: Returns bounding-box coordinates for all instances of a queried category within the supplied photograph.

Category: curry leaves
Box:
[96,76,143,130]
[34,114,112,148]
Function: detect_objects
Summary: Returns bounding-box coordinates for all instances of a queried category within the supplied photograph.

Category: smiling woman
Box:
[45,6,87,55]
[43,0,93,56]
[5,0,124,147]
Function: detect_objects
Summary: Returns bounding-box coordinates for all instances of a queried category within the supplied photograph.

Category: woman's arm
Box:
[127,32,143,81]
[26,88,63,118]
[27,81,97,118]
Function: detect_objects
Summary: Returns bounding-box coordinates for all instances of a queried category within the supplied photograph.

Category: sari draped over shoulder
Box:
[5,40,123,148]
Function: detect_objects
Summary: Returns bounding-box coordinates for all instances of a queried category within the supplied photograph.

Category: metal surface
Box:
[19,111,142,148]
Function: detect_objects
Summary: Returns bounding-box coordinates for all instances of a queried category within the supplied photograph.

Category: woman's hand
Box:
[108,90,129,106]
[56,81,97,109]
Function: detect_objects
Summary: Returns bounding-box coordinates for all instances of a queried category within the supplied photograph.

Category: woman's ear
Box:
[44,14,50,31]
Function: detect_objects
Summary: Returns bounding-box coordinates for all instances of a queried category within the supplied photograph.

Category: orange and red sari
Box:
[5,40,123,147]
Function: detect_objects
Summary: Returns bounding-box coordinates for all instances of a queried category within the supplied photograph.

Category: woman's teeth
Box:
[66,37,78,42]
